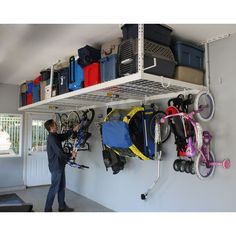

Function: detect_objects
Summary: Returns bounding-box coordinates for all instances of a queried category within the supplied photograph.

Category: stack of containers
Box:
[173,41,204,85]
[100,38,122,83]
[118,24,176,78]
[77,45,101,87]
[19,80,33,106]
[40,69,50,101]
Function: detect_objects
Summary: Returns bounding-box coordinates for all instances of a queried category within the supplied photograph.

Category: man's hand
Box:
[71,150,77,160]
[73,123,80,132]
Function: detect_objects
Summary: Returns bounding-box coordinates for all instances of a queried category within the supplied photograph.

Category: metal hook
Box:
[161,76,170,89]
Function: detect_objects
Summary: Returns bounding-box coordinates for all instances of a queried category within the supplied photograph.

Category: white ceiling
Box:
[1,24,236,85]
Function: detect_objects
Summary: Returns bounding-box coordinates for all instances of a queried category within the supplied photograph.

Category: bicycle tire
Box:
[194,151,216,180]
[60,113,68,133]
[55,113,61,134]
[179,160,186,172]
[184,161,191,173]
[68,111,80,129]
[149,111,171,143]
[194,91,215,122]
[83,109,95,130]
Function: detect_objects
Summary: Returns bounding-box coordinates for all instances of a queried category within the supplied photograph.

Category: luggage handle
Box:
[121,58,133,65]
[103,45,115,56]
[69,56,76,83]
[143,58,157,71]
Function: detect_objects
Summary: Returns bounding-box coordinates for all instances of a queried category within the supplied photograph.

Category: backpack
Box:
[102,146,126,175]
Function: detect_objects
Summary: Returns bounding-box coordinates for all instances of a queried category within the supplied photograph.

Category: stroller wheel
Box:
[190,161,195,175]
[173,159,181,171]
[184,161,191,173]
[179,160,186,172]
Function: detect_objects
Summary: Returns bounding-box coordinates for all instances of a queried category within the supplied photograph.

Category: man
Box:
[44,119,80,212]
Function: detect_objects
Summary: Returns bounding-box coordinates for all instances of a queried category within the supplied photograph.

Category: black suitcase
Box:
[58,67,69,95]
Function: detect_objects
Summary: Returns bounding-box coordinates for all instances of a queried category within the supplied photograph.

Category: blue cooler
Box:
[69,56,84,91]
[32,84,40,103]
[174,41,204,70]
[100,54,117,82]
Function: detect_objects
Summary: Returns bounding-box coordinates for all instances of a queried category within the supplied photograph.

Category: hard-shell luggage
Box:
[58,67,69,94]
[69,56,84,91]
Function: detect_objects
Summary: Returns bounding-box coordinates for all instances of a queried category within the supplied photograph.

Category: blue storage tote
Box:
[121,24,172,46]
[69,56,84,91]
[174,41,204,70]
[32,84,40,103]
[100,54,117,82]
[26,81,33,94]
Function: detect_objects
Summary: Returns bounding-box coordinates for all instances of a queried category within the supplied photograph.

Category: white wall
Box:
[67,34,236,212]
[0,84,24,188]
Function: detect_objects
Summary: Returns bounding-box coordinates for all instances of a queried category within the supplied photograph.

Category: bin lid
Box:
[175,41,204,52]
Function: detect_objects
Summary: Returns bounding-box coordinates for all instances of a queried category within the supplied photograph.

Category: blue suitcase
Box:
[69,56,84,91]
[100,54,117,82]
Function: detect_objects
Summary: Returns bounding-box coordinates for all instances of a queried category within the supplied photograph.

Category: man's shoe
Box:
[58,205,74,212]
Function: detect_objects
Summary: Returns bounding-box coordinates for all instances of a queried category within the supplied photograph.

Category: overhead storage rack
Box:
[18,25,207,113]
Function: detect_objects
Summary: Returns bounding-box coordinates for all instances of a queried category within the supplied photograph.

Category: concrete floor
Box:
[4,186,113,212]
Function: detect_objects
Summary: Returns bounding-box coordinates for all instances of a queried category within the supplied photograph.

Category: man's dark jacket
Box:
[46,131,72,172]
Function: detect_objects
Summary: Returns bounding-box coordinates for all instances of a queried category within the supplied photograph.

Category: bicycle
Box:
[160,93,230,180]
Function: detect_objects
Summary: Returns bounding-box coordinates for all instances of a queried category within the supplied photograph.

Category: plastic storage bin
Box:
[33,84,40,103]
[77,45,101,68]
[174,41,204,70]
[101,38,122,58]
[58,67,69,95]
[118,38,176,78]
[26,81,33,94]
[121,24,172,46]
[69,56,84,91]
[33,75,42,85]
[100,54,117,82]
[84,62,100,87]
[175,66,204,85]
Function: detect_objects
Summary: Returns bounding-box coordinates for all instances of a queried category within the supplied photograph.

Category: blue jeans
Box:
[45,169,66,212]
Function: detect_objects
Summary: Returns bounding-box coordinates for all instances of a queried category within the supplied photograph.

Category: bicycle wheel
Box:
[149,111,171,143]
[194,91,215,122]
[68,111,80,129]
[184,161,191,173]
[179,160,186,172]
[60,113,68,133]
[55,113,61,134]
[194,151,216,180]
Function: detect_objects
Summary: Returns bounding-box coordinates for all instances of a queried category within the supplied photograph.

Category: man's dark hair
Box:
[44,119,55,132]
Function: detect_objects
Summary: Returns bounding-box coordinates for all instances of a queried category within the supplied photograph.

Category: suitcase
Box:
[101,38,122,58]
[77,45,101,68]
[173,41,204,70]
[100,54,118,82]
[118,38,176,78]
[27,93,32,105]
[175,66,204,85]
[69,56,84,91]
[21,93,27,106]
[84,62,100,87]
[121,24,172,46]
[32,84,40,103]
[58,67,69,95]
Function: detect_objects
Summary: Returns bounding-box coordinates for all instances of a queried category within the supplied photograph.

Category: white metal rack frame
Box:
[18,24,207,113]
